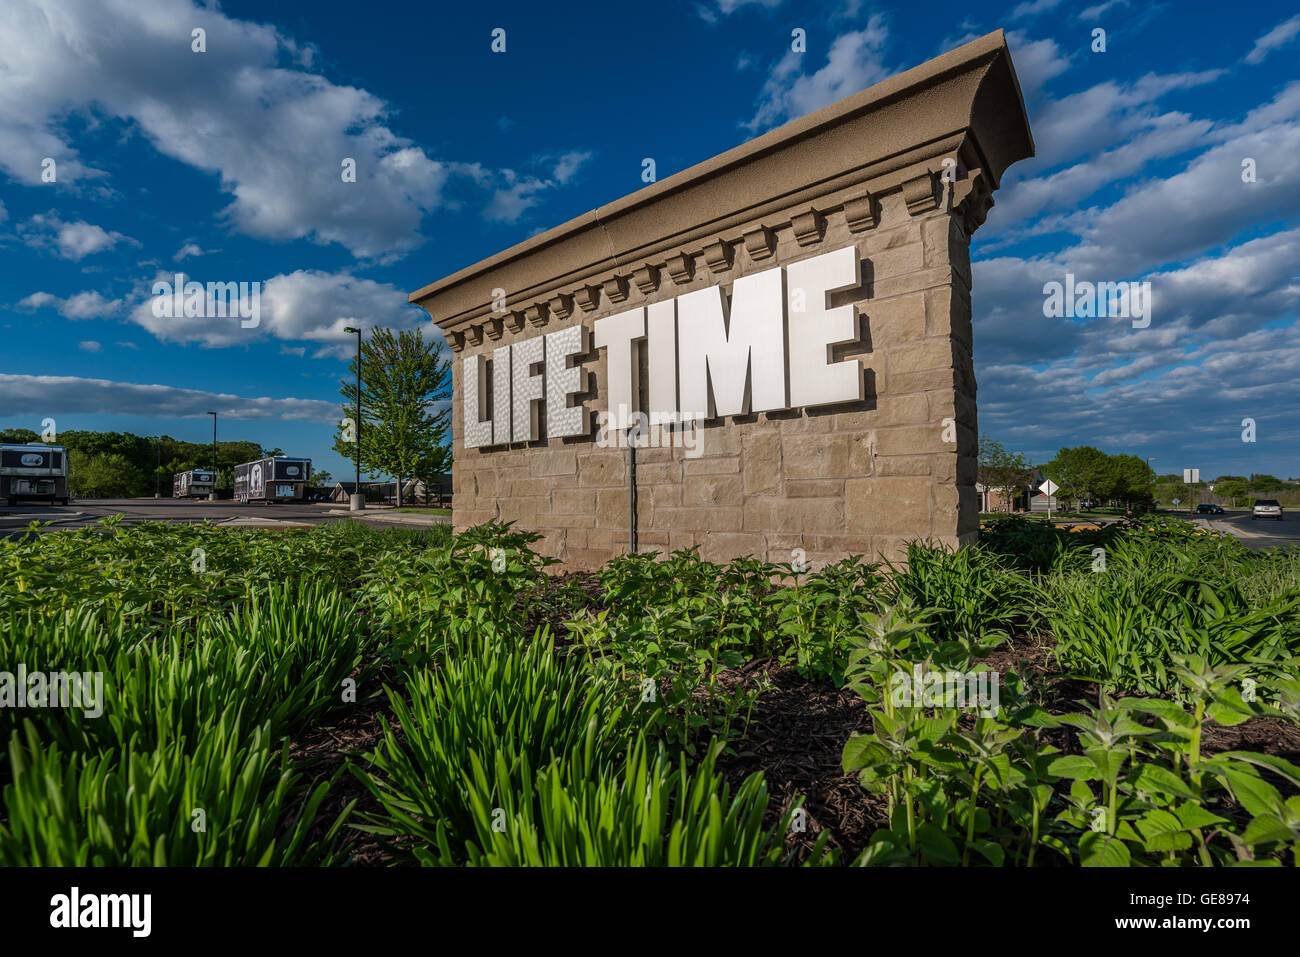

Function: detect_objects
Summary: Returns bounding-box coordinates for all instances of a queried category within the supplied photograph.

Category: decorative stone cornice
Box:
[548,293,573,320]
[603,275,629,303]
[483,316,505,341]
[411,30,1033,335]
[702,240,733,274]
[954,168,995,233]
[504,310,526,334]
[791,208,824,246]
[665,253,694,285]
[525,302,550,327]
[843,194,878,233]
[901,172,940,215]
[446,330,465,352]
[632,264,659,295]
[466,324,483,347]
[743,226,776,261]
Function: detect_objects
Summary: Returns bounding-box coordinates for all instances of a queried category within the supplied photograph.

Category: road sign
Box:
[1172,498,1181,505]
[1183,468,1200,484]
[1039,479,1059,497]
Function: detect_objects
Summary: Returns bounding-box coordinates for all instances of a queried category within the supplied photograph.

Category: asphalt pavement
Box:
[2,501,1296,551]
[1195,508,1300,551]
[0,497,449,538]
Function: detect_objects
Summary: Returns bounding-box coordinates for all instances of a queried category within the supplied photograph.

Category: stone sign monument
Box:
[410,30,1035,569]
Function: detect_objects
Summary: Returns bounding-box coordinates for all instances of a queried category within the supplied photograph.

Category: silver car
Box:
[1251,499,1283,521]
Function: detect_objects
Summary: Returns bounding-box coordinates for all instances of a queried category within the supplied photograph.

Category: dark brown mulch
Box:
[522,571,604,642]
[284,664,402,867]
[709,660,884,863]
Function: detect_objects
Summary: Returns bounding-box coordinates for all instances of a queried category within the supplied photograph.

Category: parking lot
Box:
[0,497,449,537]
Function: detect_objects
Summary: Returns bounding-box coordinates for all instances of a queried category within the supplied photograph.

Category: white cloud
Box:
[1244,13,1300,65]
[17,292,56,310]
[744,17,891,132]
[127,268,431,351]
[1005,32,1071,107]
[550,151,592,186]
[980,67,1235,237]
[485,152,594,223]
[17,289,125,319]
[698,0,782,22]
[17,211,137,260]
[174,242,208,261]
[1055,104,1300,278]
[0,0,461,259]
[970,227,1300,473]
[78,340,101,352]
[1011,0,1061,19]
[0,374,338,421]
[1078,0,1127,20]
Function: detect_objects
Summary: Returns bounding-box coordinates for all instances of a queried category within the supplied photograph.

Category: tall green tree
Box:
[1105,453,1155,508]
[67,451,144,498]
[332,327,452,506]
[977,435,1031,511]
[1043,446,1110,509]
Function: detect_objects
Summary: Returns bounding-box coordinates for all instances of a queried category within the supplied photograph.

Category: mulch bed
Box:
[708,660,881,862]
[283,622,1299,866]
[709,632,1300,864]
[284,663,403,867]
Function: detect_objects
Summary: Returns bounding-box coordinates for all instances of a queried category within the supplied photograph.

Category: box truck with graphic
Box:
[233,457,311,503]
[1,443,70,506]
[172,469,217,498]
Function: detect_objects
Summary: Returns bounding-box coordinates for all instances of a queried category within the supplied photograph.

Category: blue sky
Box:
[1,0,1298,482]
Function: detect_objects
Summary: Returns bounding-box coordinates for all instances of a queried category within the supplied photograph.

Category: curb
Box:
[0,511,87,524]
[325,509,451,526]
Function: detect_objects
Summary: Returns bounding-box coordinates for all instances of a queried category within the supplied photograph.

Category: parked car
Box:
[1196,504,1224,515]
[1251,499,1283,521]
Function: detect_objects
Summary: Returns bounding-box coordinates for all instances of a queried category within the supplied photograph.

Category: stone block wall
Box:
[413,30,1033,570]
[448,190,980,570]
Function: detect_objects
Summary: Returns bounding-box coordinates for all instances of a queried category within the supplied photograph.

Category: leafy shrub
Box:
[353,632,632,862]
[842,601,1300,866]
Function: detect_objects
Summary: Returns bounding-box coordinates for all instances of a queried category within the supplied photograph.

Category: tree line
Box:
[980,436,1297,512]
[979,437,1153,511]
[0,428,334,498]
[2,329,453,503]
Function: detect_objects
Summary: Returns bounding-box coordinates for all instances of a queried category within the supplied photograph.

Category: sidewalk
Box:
[325,507,451,525]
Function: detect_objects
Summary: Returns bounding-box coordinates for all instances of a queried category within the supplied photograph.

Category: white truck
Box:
[173,469,218,498]
[1,443,70,506]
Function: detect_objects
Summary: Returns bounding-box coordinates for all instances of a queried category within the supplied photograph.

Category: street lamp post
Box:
[343,327,364,512]
[1146,457,1155,513]
[207,412,218,501]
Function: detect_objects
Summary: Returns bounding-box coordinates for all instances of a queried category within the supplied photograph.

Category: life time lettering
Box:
[464,245,862,448]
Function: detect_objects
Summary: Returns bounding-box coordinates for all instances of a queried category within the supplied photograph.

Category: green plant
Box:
[457,735,831,866]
